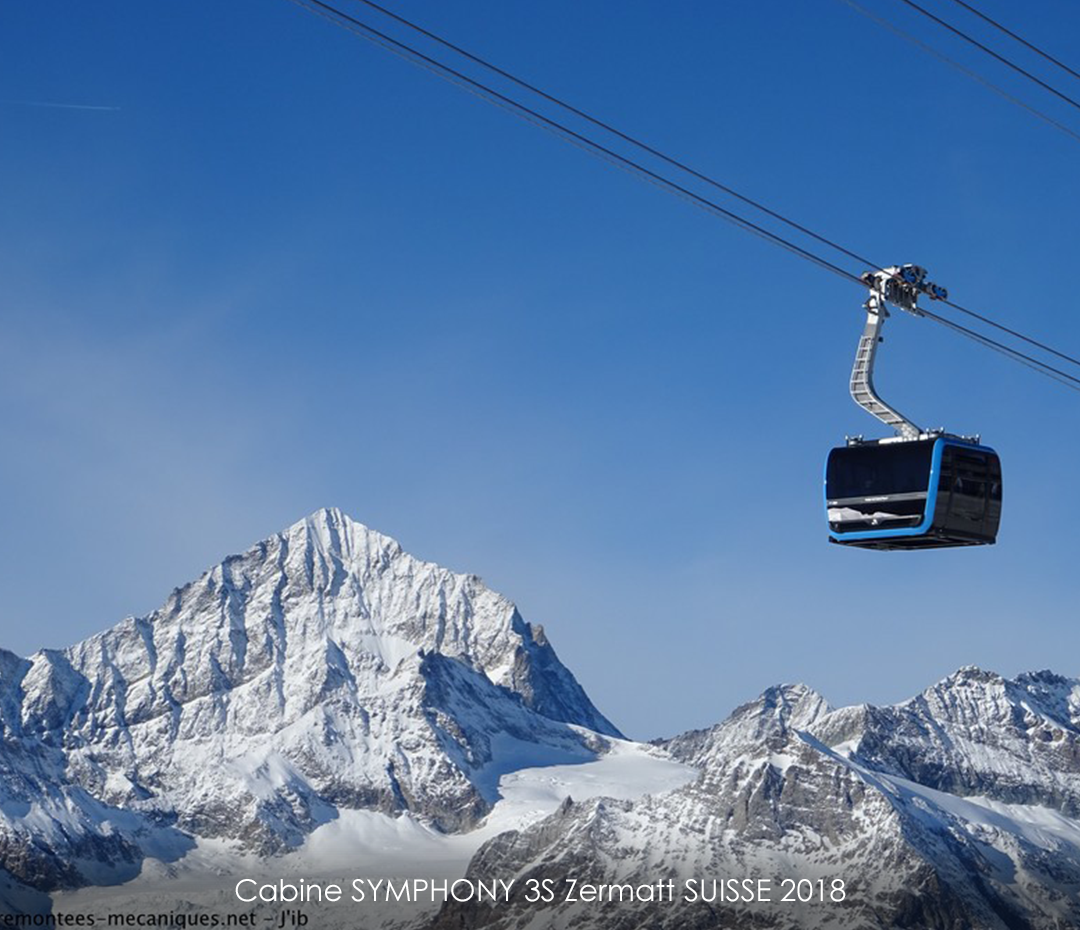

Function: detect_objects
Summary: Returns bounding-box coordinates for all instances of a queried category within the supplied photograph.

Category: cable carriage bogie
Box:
[826,265,1003,550]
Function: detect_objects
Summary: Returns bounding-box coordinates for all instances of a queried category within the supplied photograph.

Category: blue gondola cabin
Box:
[825,436,1002,550]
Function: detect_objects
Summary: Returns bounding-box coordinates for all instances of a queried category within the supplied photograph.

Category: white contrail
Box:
[4,100,120,111]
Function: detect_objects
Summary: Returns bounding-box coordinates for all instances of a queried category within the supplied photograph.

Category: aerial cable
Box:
[918,306,1080,393]
[895,0,1080,115]
[339,0,883,276]
[939,296,1080,370]
[289,0,1080,389]
[347,0,1080,369]
[286,0,869,286]
[313,0,1080,374]
[838,0,1080,146]
[942,0,1080,84]
[286,0,1080,393]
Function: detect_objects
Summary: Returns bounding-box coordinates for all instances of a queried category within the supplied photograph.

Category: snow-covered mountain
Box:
[0,509,618,906]
[435,671,1080,929]
[2,510,1079,929]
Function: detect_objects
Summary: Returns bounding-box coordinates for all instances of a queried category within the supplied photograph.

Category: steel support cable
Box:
[333,0,1080,373]
[839,0,1080,146]
[940,297,1080,370]
[895,0,1080,114]
[286,0,1080,393]
[942,0,1080,84]
[921,306,1080,392]
[286,0,868,286]
[836,1,1080,370]
[341,0,884,276]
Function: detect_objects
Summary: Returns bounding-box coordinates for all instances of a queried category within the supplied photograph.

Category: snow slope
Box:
[53,737,695,927]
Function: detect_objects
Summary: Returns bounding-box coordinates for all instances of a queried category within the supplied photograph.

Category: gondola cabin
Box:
[825,437,1002,550]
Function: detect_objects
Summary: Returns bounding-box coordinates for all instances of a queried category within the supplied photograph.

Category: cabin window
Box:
[827,441,935,500]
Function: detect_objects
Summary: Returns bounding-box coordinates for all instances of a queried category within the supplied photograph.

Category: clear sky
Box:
[2,0,1079,739]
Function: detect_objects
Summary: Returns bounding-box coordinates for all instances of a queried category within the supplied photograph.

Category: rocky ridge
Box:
[432,672,1080,929]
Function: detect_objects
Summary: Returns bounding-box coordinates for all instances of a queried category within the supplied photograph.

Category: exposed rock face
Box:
[816,666,1080,813]
[0,509,617,892]
[430,678,1080,930]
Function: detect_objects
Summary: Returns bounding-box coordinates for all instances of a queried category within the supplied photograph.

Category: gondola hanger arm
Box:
[848,265,947,442]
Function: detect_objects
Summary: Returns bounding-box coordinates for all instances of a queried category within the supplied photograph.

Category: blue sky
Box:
[2,0,1079,738]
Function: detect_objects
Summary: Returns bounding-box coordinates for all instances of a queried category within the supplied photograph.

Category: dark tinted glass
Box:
[826,441,935,500]
[954,452,988,470]
[988,452,1003,502]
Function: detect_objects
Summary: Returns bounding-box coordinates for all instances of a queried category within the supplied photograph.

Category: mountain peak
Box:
[288,507,401,557]
[760,682,829,719]
[939,664,1004,686]
[275,507,403,575]
[915,666,1080,730]
[0,510,621,888]
[659,682,830,769]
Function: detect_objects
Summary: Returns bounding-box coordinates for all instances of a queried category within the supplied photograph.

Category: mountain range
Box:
[1,509,1078,928]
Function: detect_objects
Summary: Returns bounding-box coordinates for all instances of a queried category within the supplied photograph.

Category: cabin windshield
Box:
[827,441,935,500]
